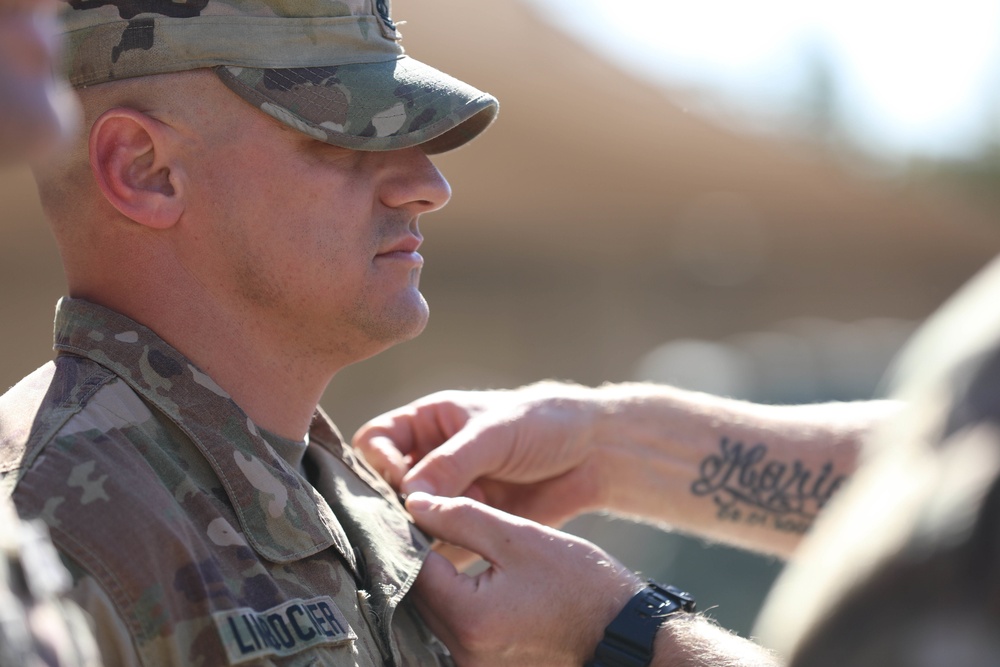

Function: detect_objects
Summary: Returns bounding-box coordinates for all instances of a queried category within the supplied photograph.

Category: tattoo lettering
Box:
[690,438,846,534]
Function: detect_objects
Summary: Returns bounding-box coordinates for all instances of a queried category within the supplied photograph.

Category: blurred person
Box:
[0,500,100,667]
[0,0,77,164]
[354,189,1000,662]
[0,1,98,666]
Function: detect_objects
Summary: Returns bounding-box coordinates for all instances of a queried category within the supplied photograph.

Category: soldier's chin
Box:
[357,297,429,357]
[0,78,80,166]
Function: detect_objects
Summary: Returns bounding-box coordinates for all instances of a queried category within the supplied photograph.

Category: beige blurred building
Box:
[2,0,1000,634]
[359,0,999,422]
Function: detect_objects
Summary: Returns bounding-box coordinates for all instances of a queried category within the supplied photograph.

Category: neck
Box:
[73,279,339,441]
[166,307,331,440]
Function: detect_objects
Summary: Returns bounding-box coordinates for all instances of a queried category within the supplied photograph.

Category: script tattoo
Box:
[690,438,846,534]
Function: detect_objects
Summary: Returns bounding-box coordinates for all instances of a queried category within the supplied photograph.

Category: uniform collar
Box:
[52,297,349,565]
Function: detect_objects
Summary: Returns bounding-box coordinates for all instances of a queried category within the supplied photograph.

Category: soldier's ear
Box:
[89,107,184,230]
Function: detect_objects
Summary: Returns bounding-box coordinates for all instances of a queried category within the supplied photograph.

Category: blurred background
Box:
[5,0,1000,638]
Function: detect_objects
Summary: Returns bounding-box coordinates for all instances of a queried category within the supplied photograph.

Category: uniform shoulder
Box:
[0,357,116,486]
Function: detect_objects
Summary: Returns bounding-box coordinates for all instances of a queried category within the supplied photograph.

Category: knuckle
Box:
[426,389,460,404]
[353,435,377,454]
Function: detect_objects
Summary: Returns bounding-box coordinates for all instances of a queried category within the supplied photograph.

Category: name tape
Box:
[213,595,356,664]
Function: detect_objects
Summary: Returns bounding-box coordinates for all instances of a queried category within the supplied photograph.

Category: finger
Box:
[355,435,410,489]
[411,552,466,647]
[413,549,463,602]
[406,492,529,564]
[354,393,472,464]
[401,426,510,498]
[353,408,422,458]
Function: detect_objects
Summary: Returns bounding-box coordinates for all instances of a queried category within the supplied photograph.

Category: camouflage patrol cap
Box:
[59,0,498,153]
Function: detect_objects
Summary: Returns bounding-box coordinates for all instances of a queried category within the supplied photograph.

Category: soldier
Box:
[2,0,504,665]
[0,500,101,667]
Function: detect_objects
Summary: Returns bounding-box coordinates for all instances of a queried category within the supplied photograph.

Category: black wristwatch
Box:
[585,580,696,667]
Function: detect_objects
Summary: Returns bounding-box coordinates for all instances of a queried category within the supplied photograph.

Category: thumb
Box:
[401,425,509,498]
[406,492,526,564]
[410,551,477,654]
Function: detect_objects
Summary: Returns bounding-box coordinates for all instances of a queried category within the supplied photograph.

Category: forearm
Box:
[585,383,901,557]
[652,614,782,667]
[360,380,900,558]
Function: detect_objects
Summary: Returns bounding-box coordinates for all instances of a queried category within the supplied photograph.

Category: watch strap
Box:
[585,580,696,667]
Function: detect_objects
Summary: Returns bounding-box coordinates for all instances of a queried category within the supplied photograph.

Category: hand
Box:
[352,383,606,527]
[406,492,642,667]
[408,494,783,667]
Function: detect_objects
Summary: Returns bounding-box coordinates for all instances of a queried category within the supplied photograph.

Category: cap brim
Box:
[214,55,498,154]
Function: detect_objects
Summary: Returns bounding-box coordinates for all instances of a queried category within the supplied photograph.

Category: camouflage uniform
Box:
[1,298,450,666]
[757,255,1000,665]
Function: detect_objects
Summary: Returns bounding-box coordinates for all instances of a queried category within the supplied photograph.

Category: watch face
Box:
[660,584,696,613]
[651,598,681,617]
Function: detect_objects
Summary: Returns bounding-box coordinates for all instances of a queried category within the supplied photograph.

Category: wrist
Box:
[586,580,697,667]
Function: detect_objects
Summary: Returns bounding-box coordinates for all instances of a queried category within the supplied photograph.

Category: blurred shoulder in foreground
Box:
[759,254,1000,666]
